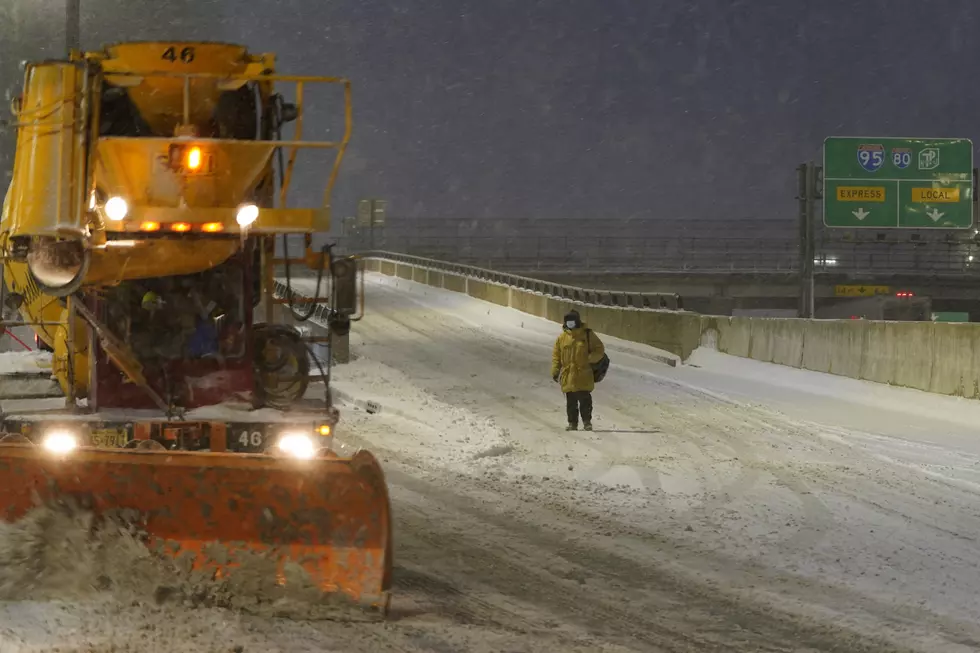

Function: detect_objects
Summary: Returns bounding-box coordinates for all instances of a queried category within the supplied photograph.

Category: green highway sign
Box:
[823,137,974,229]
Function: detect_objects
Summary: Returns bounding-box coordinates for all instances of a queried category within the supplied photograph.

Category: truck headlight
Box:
[104,196,128,221]
[41,429,78,454]
[277,432,316,460]
[236,203,259,227]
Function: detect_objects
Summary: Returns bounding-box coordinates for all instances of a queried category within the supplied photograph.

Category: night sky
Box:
[2,0,979,226]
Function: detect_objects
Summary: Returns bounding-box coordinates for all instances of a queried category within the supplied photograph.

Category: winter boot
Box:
[565,423,578,431]
[583,422,593,431]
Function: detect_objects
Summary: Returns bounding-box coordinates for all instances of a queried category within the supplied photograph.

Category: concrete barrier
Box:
[702,316,751,359]
[465,279,488,302]
[928,324,979,398]
[443,274,467,294]
[362,256,980,401]
[368,260,697,359]
[426,270,444,288]
[509,288,549,319]
[638,311,702,361]
[884,322,936,392]
[743,318,806,368]
[577,305,627,342]
[857,321,894,387]
[466,279,510,307]
[800,319,865,379]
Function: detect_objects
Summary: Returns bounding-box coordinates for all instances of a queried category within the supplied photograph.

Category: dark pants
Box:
[565,391,593,425]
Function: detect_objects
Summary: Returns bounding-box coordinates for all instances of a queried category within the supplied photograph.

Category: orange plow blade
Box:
[0,445,393,614]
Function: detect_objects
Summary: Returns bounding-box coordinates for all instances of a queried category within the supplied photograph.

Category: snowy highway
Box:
[330,272,980,652]
[5,271,980,651]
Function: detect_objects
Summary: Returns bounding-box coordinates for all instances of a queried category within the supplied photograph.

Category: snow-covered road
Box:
[330,272,980,652]
[5,271,980,651]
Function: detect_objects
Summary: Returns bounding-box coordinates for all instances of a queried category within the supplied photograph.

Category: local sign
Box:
[823,137,974,229]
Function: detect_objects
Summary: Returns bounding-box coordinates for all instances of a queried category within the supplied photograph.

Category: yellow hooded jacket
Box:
[551,324,605,393]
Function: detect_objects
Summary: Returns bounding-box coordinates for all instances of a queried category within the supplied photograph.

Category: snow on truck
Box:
[0,42,392,612]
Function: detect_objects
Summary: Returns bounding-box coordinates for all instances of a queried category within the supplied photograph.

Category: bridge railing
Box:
[335,233,799,273]
[355,251,684,310]
[333,233,980,276]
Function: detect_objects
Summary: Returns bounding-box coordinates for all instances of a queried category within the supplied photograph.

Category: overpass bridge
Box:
[315,250,980,318]
[331,216,980,319]
[517,270,980,317]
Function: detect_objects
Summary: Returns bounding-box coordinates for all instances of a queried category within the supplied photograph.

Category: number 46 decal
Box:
[238,430,263,447]
[162,46,196,63]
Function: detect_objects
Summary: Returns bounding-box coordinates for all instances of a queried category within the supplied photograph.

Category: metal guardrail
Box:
[358,251,684,311]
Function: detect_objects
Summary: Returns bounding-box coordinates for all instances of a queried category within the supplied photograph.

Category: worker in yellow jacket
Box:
[551,310,605,431]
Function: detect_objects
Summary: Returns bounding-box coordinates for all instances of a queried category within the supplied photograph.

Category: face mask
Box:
[565,320,576,329]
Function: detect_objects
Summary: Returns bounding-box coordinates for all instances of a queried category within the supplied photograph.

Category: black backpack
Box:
[586,329,610,383]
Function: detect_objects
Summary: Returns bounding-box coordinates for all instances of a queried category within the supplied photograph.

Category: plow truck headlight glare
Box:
[236,203,259,227]
[42,430,78,454]
[277,433,316,460]
[104,196,128,221]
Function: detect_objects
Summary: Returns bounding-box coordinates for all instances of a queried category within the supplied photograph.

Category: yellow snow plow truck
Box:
[0,42,391,613]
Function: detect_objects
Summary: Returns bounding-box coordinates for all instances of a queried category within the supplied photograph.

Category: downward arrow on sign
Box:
[927,208,945,222]
[852,208,870,221]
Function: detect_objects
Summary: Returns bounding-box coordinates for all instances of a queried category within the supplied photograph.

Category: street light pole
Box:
[65,0,80,56]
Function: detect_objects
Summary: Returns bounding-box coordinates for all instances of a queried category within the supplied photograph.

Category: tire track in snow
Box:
[359,277,759,500]
[340,370,970,653]
[373,445,919,653]
[346,273,980,651]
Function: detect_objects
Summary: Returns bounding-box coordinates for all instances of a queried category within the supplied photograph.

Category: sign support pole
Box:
[796,163,807,318]
[973,168,978,228]
[805,162,817,318]
[797,162,817,318]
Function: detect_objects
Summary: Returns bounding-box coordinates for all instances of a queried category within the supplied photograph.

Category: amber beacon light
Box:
[186,146,203,171]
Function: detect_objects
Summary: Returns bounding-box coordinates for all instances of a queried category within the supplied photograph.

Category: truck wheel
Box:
[252,324,310,409]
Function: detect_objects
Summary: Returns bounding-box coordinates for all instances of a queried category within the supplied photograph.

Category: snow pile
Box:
[0,376,60,400]
[0,502,372,622]
[0,351,51,376]
[333,357,514,467]
[0,504,151,601]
